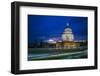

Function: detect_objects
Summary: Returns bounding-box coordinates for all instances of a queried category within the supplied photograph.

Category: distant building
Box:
[56,23,80,49]
[62,23,74,41]
[47,23,80,49]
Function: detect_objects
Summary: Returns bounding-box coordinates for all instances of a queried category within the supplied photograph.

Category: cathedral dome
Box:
[64,28,72,34]
[62,23,74,41]
[64,23,72,33]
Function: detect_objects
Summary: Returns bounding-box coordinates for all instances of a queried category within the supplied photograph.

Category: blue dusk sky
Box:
[28,15,88,43]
